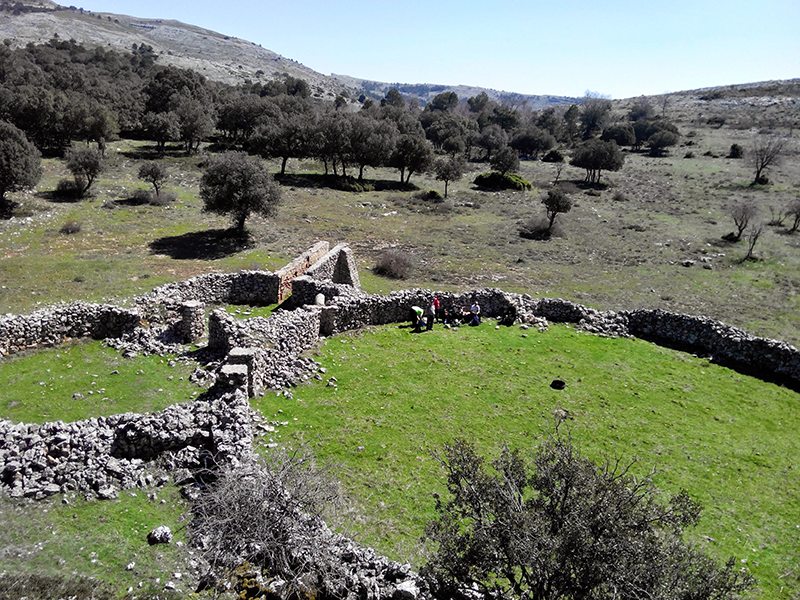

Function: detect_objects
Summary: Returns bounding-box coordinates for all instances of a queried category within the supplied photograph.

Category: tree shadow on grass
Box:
[276,173,418,192]
[119,144,187,160]
[704,236,739,249]
[35,190,83,204]
[149,228,253,260]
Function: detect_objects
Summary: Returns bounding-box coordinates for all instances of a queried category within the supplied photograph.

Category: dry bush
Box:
[59,220,82,234]
[519,216,563,240]
[414,189,443,202]
[189,450,345,597]
[612,190,628,202]
[374,249,413,279]
[129,188,153,204]
[434,200,454,215]
[556,181,581,195]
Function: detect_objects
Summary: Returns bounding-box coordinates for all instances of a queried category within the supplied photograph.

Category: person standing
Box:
[426,300,436,331]
[470,299,481,326]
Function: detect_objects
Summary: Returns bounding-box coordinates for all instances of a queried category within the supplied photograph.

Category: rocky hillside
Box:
[0,0,350,99]
[0,0,581,107]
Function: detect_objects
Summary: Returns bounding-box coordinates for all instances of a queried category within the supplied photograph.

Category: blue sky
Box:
[75,0,798,99]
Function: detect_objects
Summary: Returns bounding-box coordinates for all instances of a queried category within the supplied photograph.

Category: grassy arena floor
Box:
[254,321,800,600]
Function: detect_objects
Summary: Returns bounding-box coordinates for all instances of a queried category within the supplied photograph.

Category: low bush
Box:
[59,220,82,234]
[128,188,153,205]
[415,189,442,202]
[473,172,532,191]
[684,151,695,159]
[542,149,564,163]
[612,190,628,202]
[374,249,413,279]
[150,190,177,206]
[728,143,744,158]
[703,150,719,158]
[55,177,84,200]
[334,176,374,193]
[434,200,454,214]
[519,216,562,240]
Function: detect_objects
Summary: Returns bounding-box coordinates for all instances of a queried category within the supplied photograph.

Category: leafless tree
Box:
[727,198,759,241]
[554,161,565,184]
[742,222,765,262]
[786,198,800,233]
[767,202,789,226]
[750,135,787,186]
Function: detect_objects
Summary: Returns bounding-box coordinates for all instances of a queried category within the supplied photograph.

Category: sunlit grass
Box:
[0,339,200,424]
[254,322,800,599]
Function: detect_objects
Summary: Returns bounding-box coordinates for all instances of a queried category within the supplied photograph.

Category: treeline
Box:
[0,38,682,185]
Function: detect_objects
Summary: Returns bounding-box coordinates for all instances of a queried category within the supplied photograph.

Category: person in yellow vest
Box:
[411,305,424,332]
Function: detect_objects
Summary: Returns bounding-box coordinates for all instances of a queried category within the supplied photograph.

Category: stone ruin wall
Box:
[303,243,361,288]
[273,241,330,302]
[0,387,253,500]
[3,243,800,502]
[137,270,281,310]
[0,302,141,357]
[4,242,800,600]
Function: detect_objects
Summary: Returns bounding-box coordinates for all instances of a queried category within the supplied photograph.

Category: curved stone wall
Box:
[2,242,799,599]
[3,264,800,503]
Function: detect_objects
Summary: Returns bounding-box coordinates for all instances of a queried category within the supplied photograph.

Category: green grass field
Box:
[253,322,800,600]
[0,483,193,598]
[0,339,201,424]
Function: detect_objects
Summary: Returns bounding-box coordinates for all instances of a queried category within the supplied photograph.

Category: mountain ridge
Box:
[0,0,796,110]
[0,1,582,107]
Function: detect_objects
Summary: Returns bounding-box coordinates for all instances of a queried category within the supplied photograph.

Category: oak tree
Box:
[0,121,42,213]
[424,435,755,600]
[200,151,282,232]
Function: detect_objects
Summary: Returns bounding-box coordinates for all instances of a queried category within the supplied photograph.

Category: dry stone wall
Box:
[626,309,800,385]
[3,241,800,600]
[3,243,800,490]
[302,243,361,289]
[138,270,280,309]
[0,388,252,500]
[0,302,141,357]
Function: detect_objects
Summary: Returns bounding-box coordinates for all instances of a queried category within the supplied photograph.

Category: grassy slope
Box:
[255,323,800,600]
[0,483,195,597]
